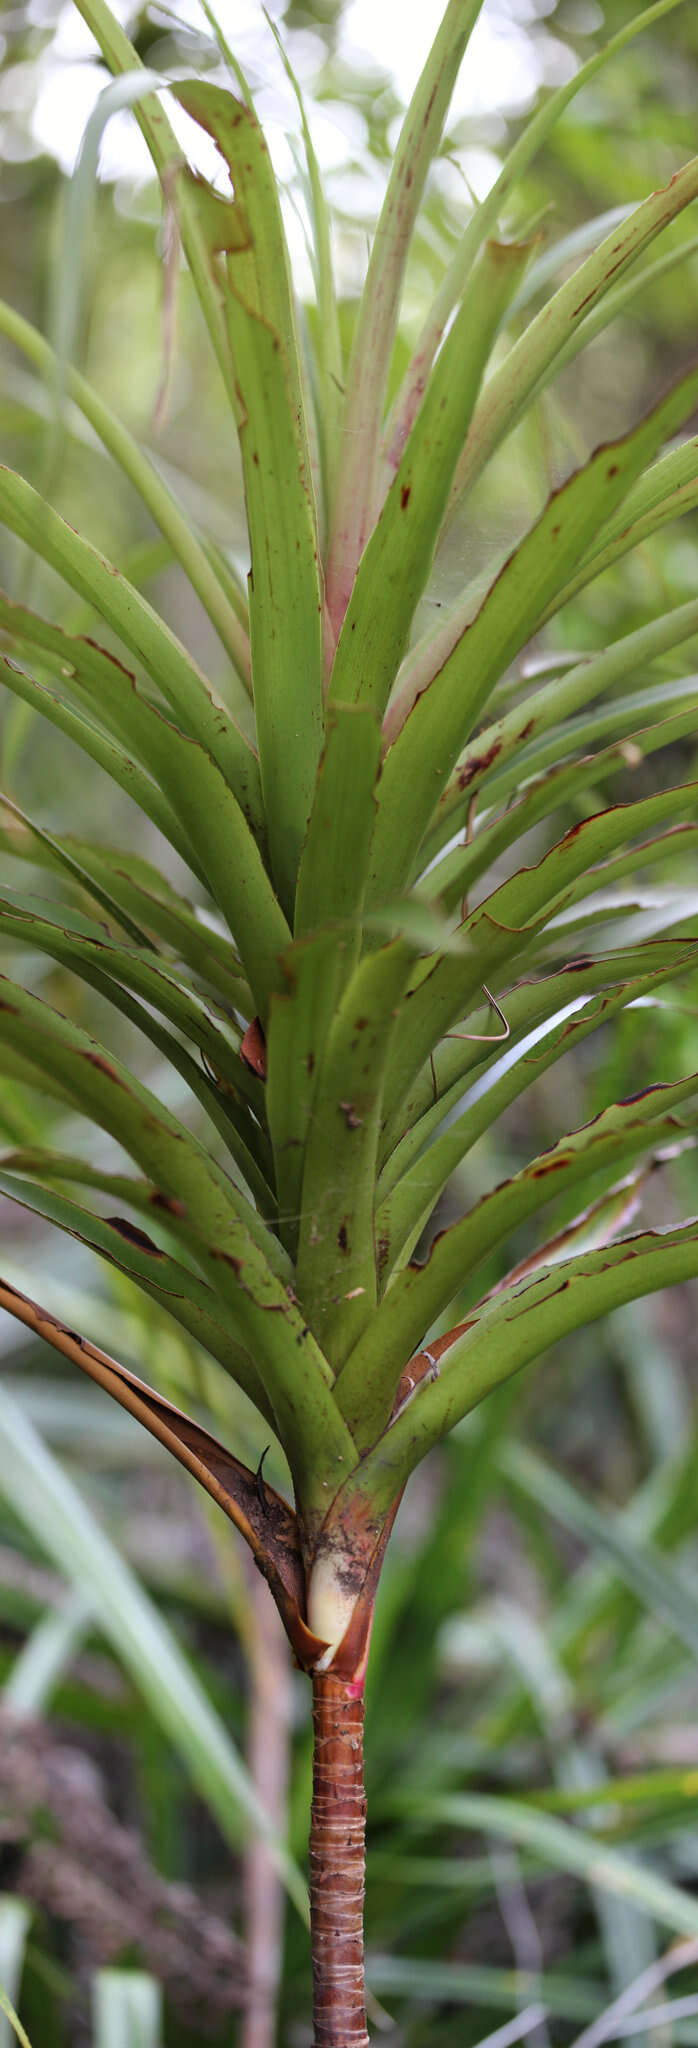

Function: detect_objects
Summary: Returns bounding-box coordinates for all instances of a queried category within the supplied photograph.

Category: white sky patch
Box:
[22,1,577,296]
[28,0,558,180]
[342,0,541,118]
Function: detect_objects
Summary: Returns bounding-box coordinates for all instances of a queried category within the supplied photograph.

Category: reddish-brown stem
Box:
[309,1672,369,2048]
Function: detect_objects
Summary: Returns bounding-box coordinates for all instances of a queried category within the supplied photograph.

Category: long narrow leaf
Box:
[0,890,274,1199]
[174,81,324,914]
[371,367,698,900]
[381,945,698,1208]
[383,0,688,482]
[0,466,258,823]
[329,238,532,717]
[337,1074,698,1442]
[0,653,200,875]
[0,977,356,1501]
[325,0,485,642]
[71,0,240,406]
[295,939,413,1362]
[426,598,698,857]
[0,1181,271,1414]
[382,779,698,1130]
[0,298,251,686]
[347,1220,698,1517]
[450,153,698,511]
[0,819,250,1009]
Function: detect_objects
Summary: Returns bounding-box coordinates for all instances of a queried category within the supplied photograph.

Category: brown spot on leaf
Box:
[337,1223,349,1253]
[400,484,411,510]
[240,1017,267,1079]
[83,639,136,683]
[149,1191,186,1218]
[339,1102,362,1129]
[82,1050,121,1080]
[106,1216,163,1255]
[457,738,502,791]
[210,1248,243,1274]
[531,1152,571,1178]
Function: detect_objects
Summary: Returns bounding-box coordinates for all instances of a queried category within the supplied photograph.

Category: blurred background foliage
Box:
[1,1,698,2042]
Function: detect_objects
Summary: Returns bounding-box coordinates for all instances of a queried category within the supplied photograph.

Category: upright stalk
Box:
[309,1672,369,2047]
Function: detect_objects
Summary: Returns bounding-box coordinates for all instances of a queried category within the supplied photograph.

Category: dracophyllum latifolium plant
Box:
[1,0,698,2038]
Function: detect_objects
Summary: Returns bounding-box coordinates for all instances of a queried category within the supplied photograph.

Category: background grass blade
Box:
[0,1383,307,1913]
[0,1908,32,2048]
[93,1973,162,2048]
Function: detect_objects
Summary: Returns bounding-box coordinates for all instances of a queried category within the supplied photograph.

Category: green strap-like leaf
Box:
[70,0,242,408]
[370,367,698,900]
[547,823,698,917]
[266,931,344,1262]
[0,974,273,1259]
[0,597,224,875]
[482,784,698,935]
[174,81,324,915]
[429,699,698,913]
[0,465,259,826]
[427,596,698,858]
[325,0,485,642]
[141,732,291,1020]
[478,673,698,809]
[540,434,698,628]
[329,239,532,718]
[380,939,698,1180]
[0,978,354,1506]
[0,894,275,1209]
[398,330,698,740]
[295,940,413,1364]
[337,1075,698,1444]
[0,794,152,947]
[340,1220,698,1521]
[385,984,694,1270]
[383,0,688,482]
[0,818,250,1009]
[0,297,251,686]
[0,627,293,1013]
[450,152,698,511]
[382,779,698,1131]
[0,652,201,877]
[295,702,382,941]
[0,1170,270,1416]
[268,23,344,524]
